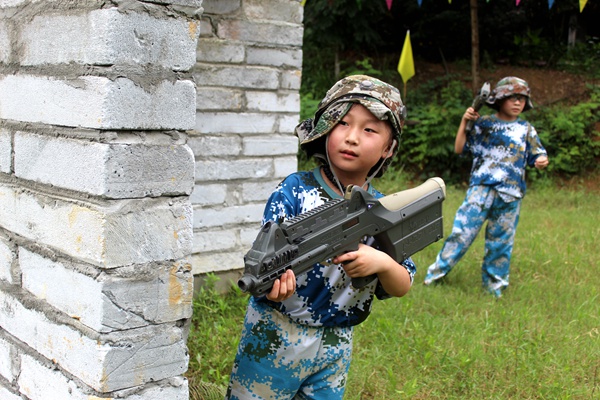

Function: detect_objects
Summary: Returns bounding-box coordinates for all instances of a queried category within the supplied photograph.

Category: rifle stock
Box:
[238,178,446,296]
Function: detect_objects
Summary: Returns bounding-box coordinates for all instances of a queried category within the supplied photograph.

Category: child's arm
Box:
[455,107,479,154]
[333,244,411,297]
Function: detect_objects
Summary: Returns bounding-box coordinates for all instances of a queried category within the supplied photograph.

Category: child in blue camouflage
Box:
[424,76,549,297]
[226,75,415,399]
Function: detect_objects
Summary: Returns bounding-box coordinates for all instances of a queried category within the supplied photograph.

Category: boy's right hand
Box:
[266,270,296,302]
[464,107,480,121]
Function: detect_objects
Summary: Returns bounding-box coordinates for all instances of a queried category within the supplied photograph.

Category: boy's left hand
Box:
[535,155,549,169]
[266,269,296,302]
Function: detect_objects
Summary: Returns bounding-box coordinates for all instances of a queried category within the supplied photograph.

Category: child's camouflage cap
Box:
[486,76,534,112]
[295,75,406,146]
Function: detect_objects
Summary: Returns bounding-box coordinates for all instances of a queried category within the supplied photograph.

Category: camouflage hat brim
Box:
[486,76,534,112]
[295,97,402,146]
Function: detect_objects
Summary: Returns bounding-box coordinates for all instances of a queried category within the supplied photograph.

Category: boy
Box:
[424,76,549,297]
[226,75,415,399]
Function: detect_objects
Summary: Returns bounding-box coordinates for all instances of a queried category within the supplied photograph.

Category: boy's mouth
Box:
[340,149,358,158]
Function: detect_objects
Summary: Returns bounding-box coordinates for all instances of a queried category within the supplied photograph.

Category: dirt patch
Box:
[412,61,598,106]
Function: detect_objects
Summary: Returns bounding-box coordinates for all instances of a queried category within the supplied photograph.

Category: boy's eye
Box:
[507,94,527,102]
[338,120,349,126]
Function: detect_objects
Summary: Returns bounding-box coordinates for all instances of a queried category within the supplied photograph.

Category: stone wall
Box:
[0,0,201,398]
[0,0,303,397]
[190,0,303,291]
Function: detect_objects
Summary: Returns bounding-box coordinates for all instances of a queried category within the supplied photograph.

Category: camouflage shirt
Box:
[465,115,547,201]
[255,167,416,327]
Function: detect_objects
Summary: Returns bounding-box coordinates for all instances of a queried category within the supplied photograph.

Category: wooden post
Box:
[470,0,480,95]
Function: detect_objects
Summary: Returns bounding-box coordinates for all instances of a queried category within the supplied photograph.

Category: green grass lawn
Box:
[187,179,600,399]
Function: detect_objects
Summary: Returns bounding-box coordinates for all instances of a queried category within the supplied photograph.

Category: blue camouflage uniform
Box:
[226,168,416,399]
[424,115,547,297]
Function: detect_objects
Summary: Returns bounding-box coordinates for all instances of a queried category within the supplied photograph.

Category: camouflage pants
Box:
[226,298,353,400]
[425,185,521,296]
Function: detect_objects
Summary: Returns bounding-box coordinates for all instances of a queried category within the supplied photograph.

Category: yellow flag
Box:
[301,0,307,6]
[398,31,415,83]
[580,0,587,12]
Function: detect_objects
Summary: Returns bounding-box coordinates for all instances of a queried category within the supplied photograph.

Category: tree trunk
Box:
[470,0,480,95]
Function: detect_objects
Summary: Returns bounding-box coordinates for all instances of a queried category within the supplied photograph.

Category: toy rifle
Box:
[465,81,491,133]
[238,177,446,296]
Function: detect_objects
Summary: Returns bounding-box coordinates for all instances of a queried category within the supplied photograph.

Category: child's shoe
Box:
[423,264,447,285]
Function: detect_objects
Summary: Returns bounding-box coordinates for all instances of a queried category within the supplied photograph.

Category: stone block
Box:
[0,290,188,392]
[196,87,244,110]
[188,135,242,157]
[217,19,303,46]
[195,112,277,134]
[0,235,16,284]
[193,203,263,228]
[193,65,279,89]
[246,47,302,68]
[196,38,245,63]
[0,128,11,174]
[194,158,272,181]
[14,132,194,198]
[0,75,196,130]
[190,183,228,206]
[243,135,298,156]
[0,185,192,268]
[20,249,193,333]
[245,91,300,113]
[191,250,245,274]
[0,336,14,382]
[21,8,199,71]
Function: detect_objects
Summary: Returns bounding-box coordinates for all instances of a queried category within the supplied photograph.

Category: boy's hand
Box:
[464,107,480,121]
[333,243,393,278]
[266,269,296,302]
[535,155,549,169]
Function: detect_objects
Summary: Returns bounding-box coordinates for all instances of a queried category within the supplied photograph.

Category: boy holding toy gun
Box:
[424,76,549,297]
[226,75,415,399]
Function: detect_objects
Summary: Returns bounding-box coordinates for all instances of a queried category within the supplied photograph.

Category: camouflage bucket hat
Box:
[295,75,406,146]
[486,76,534,112]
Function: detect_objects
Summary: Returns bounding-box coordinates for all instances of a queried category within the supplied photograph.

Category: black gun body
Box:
[465,82,491,133]
[238,179,446,297]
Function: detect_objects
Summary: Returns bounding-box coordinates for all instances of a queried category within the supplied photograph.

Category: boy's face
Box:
[497,94,527,121]
[327,104,393,177]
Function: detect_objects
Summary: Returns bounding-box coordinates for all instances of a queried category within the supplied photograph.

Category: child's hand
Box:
[464,107,480,121]
[333,243,394,278]
[535,155,549,170]
[266,269,296,302]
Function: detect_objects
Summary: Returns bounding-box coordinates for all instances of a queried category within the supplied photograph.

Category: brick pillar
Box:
[191,0,303,290]
[0,1,201,399]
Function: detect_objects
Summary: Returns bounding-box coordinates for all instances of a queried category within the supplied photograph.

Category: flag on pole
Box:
[301,0,307,6]
[398,31,415,84]
[516,0,521,6]
[580,0,587,12]
[548,0,554,8]
[386,0,393,10]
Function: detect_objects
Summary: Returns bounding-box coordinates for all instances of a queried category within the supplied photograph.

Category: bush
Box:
[300,75,600,185]
[529,84,600,176]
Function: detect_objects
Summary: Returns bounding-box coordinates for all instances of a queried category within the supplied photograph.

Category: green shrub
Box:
[395,79,473,184]
[528,84,600,176]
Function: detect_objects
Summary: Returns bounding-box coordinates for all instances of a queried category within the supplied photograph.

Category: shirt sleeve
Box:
[525,124,548,167]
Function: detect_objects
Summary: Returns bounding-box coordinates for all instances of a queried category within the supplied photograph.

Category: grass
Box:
[186,177,600,399]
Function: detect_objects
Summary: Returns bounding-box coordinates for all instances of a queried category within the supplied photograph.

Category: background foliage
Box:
[300,0,600,185]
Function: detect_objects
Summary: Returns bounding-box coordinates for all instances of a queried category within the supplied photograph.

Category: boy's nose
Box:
[345,129,359,144]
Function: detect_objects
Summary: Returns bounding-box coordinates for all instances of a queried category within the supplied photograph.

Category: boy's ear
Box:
[383,139,397,159]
